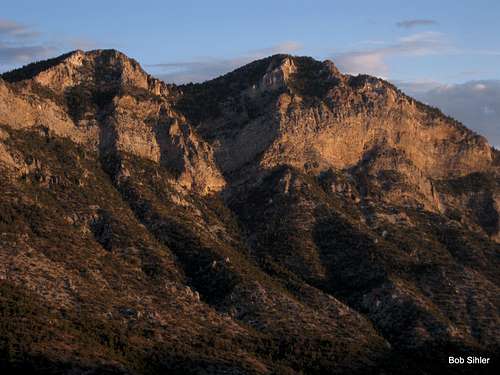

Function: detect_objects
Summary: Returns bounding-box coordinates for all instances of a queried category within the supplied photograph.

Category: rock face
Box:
[0,50,498,374]
[0,50,224,194]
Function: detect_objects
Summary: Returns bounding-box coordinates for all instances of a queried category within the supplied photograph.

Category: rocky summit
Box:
[0,49,498,374]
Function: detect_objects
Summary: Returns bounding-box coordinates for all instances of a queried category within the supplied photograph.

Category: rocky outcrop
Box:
[156,118,226,193]
[1,50,226,195]
[180,54,498,238]
[0,50,498,374]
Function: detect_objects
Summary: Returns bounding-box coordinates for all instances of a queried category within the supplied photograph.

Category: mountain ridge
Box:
[0,49,498,374]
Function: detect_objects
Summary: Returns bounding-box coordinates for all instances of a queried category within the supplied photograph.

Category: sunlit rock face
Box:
[0,50,498,374]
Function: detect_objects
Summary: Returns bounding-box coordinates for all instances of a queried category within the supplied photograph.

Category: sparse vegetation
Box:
[0,50,498,375]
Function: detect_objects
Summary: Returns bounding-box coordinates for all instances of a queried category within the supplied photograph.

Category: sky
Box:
[1,0,499,146]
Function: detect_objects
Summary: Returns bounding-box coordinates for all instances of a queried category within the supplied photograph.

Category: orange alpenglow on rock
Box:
[0,50,498,374]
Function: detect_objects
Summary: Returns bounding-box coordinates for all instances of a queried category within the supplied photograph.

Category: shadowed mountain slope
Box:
[0,50,498,374]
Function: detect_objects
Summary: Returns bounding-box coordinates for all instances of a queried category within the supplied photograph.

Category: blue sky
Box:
[1,0,500,145]
[1,0,499,83]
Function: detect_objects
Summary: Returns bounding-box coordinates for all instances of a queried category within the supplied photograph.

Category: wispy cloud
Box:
[334,31,447,77]
[0,18,105,71]
[396,19,438,29]
[0,42,55,65]
[335,50,389,77]
[0,19,55,67]
[148,41,303,84]
[397,79,500,147]
[0,19,40,39]
[65,37,100,51]
[248,41,303,57]
[391,79,444,94]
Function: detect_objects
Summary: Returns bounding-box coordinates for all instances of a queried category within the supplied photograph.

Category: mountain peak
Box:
[0,49,499,374]
[1,49,169,96]
[1,50,84,83]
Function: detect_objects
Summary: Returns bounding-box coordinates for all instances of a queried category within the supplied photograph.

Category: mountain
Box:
[0,49,498,374]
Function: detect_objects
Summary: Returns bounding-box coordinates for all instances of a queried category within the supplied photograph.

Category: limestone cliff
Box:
[0,50,498,375]
[0,50,225,194]
[179,54,498,239]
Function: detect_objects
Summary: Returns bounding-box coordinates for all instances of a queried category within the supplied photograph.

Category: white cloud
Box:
[249,41,303,57]
[0,41,55,65]
[0,19,104,72]
[148,41,303,84]
[0,19,54,66]
[335,50,388,77]
[0,19,40,39]
[473,83,487,91]
[392,79,443,94]
[334,32,448,77]
[398,80,500,148]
